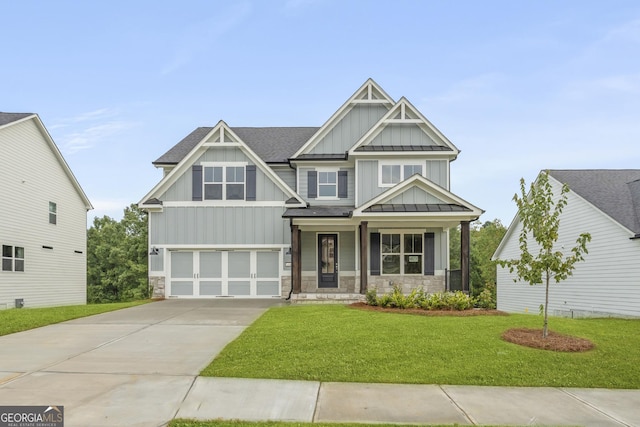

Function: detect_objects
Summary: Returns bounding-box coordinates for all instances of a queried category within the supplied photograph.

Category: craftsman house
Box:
[494,169,640,317]
[139,79,483,299]
[0,113,93,309]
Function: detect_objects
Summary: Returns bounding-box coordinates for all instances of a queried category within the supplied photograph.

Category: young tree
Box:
[497,170,591,337]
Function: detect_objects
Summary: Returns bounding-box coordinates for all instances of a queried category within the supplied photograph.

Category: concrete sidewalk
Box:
[1,299,639,427]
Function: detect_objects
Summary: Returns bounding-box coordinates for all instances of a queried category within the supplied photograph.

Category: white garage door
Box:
[169,250,280,298]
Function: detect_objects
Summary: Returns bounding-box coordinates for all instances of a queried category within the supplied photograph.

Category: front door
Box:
[318,234,338,288]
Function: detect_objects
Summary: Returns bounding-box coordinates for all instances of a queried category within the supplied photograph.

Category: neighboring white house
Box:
[0,113,93,309]
[494,169,640,318]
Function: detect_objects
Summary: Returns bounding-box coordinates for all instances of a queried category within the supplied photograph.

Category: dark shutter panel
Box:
[424,232,435,275]
[246,165,256,201]
[192,165,203,201]
[370,232,381,276]
[307,171,317,198]
[338,170,348,198]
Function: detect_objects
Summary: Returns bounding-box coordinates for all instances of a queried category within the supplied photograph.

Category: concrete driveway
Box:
[0,299,281,427]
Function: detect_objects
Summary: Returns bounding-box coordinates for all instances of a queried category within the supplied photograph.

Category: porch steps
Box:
[289,293,366,304]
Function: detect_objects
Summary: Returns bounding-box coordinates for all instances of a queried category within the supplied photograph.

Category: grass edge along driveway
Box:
[0,300,150,336]
[170,421,515,427]
[202,304,640,389]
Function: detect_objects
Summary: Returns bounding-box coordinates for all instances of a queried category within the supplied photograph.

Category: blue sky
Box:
[2,1,639,225]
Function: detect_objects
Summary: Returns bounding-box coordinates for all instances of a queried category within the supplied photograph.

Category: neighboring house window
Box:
[379,162,423,186]
[49,202,57,224]
[2,245,24,272]
[203,165,245,200]
[318,171,337,198]
[381,233,422,275]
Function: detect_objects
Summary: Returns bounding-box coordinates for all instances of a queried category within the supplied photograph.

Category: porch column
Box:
[291,224,301,294]
[460,220,470,293]
[359,221,368,294]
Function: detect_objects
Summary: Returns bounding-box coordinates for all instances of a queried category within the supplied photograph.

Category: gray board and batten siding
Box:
[161,148,290,202]
[369,125,439,147]
[307,104,389,155]
[150,207,290,246]
[356,160,448,207]
[298,167,355,205]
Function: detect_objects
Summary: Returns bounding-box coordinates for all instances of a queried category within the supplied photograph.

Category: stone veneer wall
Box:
[367,275,445,295]
[149,276,166,299]
[299,274,357,293]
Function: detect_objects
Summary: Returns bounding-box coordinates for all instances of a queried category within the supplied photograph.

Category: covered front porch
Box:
[284,210,477,298]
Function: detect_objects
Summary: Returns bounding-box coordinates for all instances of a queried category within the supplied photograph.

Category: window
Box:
[380,162,423,186]
[381,233,422,275]
[203,165,245,200]
[318,171,337,198]
[49,202,57,224]
[2,245,24,272]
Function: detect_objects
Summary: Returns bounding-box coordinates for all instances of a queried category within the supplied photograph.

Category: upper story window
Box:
[203,165,245,200]
[379,162,423,187]
[2,245,24,272]
[318,171,337,198]
[49,202,57,225]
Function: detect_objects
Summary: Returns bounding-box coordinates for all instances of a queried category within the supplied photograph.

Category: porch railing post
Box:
[291,224,301,294]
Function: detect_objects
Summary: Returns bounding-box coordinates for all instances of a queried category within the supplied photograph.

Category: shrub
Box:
[365,286,473,311]
[475,286,496,309]
[365,288,378,306]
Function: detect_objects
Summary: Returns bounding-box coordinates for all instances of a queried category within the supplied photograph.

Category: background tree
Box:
[449,219,506,299]
[497,170,591,337]
[87,204,148,303]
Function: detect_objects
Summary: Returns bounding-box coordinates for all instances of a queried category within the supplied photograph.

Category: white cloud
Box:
[51,109,135,155]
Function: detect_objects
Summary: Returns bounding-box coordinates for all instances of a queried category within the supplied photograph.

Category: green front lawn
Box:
[202,305,640,389]
[0,300,150,336]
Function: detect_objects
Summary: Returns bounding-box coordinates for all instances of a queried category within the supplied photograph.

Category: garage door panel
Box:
[171,252,193,278]
[229,281,251,295]
[200,281,222,296]
[229,252,250,278]
[257,280,280,296]
[200,252,222,278]
[257,252,279,278]
[172,281,194,296]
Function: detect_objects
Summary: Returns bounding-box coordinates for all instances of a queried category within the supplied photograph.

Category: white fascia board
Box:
[162,201,287,208]
[353,174,483,217]
[28,115,94,210]
[292,78,394,158]
[139,121,306,206]
[348,97,460,155]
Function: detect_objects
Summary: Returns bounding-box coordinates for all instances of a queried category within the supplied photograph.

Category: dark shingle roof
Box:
[549,169,640,234]
[0,112,34,127]
[363,204,472,213]
[153,126,319,165]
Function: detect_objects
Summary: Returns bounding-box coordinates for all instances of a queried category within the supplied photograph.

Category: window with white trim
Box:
[203,165,245,200]
[318,171,337,198]
[2,245,24,272]
[381,233,422,275]
[379,162,423,186]
[49,202,57,225]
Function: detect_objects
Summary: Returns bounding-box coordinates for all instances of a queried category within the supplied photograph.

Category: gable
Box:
[387,186,447,205]
[349,97,459,156]
[292,78,394,157]
[140,121,305,207]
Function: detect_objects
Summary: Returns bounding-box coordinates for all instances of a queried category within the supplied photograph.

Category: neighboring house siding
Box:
[0,119,87,309]
[369,125,438,146]
[309,104,388,154]
[497,183,640,317]
[162,148,288,202]
[298,167,355,206]
[150,207,290,245]
[357,159,448,206]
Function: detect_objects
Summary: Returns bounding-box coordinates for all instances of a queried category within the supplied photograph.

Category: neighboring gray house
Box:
[0,113,93,309]
[494,169,640,317]
[139,79,483,300]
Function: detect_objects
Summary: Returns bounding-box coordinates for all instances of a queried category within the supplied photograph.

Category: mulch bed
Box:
[502,328,595,352]
[349,302,509,317]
